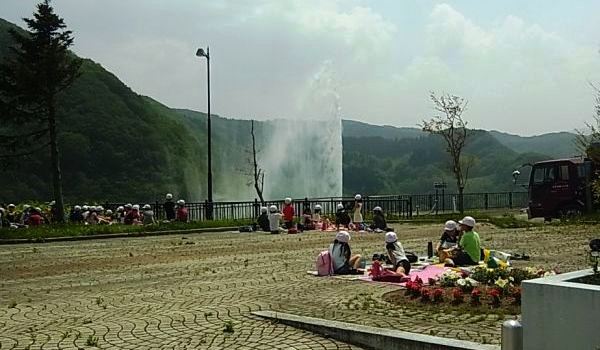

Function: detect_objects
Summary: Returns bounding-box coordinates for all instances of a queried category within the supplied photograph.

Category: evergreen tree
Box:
[0,0,81,222]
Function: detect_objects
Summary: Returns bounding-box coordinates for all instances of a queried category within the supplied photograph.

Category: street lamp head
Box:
[196,48,207,58]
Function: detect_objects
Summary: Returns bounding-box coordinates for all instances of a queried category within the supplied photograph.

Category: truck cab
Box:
[527,157,593,220]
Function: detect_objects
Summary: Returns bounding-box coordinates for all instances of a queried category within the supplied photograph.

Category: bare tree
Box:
[241,120,265,204]
[421,92,472,214]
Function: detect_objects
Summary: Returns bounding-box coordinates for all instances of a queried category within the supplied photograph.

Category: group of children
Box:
[255,194,390,234]
[0,193,190,228]
[322,215,481,278]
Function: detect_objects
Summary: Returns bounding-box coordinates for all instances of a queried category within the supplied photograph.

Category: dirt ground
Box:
[0,222,596,349]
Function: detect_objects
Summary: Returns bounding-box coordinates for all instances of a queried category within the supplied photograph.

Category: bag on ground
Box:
[316,250,333,276]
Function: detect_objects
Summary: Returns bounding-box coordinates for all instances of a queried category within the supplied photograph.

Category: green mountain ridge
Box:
[0,17,575,202]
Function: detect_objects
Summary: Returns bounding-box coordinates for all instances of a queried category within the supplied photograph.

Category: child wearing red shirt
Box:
[282,197,294,229]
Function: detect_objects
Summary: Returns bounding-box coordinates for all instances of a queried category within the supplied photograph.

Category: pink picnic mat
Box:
[359,264,447,286]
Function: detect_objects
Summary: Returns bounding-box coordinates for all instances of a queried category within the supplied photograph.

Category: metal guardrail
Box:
[97,192,527,222]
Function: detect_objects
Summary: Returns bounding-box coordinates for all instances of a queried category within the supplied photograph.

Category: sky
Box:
[1,0,600,135]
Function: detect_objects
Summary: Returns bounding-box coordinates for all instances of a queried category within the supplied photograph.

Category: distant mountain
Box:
[342,119,424,140]
[488,130,578,159]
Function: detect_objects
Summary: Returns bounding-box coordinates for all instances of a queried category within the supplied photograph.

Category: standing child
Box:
[282,197,294,229]
[268,205,283,234]
[164,193,176,221]
[353,194,363,231]
[385,231,411,276]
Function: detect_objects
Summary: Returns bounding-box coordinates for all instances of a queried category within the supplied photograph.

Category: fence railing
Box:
[99,191,528,222]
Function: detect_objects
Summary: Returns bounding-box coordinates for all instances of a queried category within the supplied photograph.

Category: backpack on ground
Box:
[316,250,333,276]
[405,251,418,263]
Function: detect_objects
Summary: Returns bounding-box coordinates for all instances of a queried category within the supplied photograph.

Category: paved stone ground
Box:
[0,223,594,349]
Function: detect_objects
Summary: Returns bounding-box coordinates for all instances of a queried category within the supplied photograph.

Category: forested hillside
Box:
[0,18,571,202]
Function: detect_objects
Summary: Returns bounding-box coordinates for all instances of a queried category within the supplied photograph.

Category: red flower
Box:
[420,287,431,302]
[428,277,437,286]
[432,288,444,302]
[471,288,482,297]
[414,276,423,285]
[452,288,463,303]
[488,288,501,298]
[488,288,502,306]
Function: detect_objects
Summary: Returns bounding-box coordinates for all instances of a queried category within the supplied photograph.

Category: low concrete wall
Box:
[252,311,499,350]
[522,269,600,350]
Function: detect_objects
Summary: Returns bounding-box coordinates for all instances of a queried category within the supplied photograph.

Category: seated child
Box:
[335,203,351,229]
[437,220,459,262]
[257,207,270,232]
[268,205,283,234]
[385,231,411,276]
[329,231,363,274]
[369,206,388,231]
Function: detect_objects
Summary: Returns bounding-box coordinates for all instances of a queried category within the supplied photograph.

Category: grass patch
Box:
[0,219,253,240]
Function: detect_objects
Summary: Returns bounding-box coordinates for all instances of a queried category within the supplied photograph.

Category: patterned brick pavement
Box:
[0,223,593,349]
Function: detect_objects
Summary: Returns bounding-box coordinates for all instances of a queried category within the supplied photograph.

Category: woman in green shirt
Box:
[450,216,481,266]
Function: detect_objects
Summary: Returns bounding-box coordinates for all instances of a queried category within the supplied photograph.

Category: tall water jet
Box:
[261,61,343,199]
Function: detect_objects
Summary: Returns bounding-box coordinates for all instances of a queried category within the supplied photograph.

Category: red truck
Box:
[526,157,594,220]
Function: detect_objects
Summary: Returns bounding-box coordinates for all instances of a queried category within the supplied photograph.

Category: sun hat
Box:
[373,206,382,212]
[335,231,351,243]
[354,194,362,200]
[444,220,457,231]
[314,204,322,210]
[166,193,173,200]
[385,231,398,243]
[125,203,133,209]
[177,200,185,206]
[143,204,151,210]
[269,205,278,212]
[260,206,268,213]
[132,204,140,210]
[336,203,344,210]
[458,216,476,228]
[284,197,292,204]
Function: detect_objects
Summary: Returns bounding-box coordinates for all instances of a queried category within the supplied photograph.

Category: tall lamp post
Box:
[196,46,213,219]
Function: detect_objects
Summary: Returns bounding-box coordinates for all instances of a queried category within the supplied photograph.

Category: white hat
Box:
[177,199,185,206]
[48,200,56,206]
[125,203,133,209]
[74,205,81,211]
[314,204,322,210]
[143,204,151,210]
[335,231,351,243]
[269,205,277,212]
[166,193,173,200]
[82,205,89,211]
[117,206,124,212]
[355,194,362,200]
[336,203,344,210]
[284,197,292,204]
[23,204,30,209]
[385,231,397,243]
[97,206,104,212]
[132,204,140,210]
[89,206,96,212]
[260,206,268,213]
[459,216,476,228]
[444,220,457,231]
[8,204,15,208]
[373,206,382,212]
[35,207,42,212]
[106,210,113,215]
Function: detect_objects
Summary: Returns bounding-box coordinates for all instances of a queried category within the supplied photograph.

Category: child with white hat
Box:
[329,231,363,274]
[385,231,411,275]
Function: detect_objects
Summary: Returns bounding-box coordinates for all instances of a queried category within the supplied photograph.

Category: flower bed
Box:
[383,266,555,315]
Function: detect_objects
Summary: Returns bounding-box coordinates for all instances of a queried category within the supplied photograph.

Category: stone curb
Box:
[0,226,239,245]
[252,310,500,350]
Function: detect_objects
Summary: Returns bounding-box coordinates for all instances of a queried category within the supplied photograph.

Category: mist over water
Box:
[261,61,343,199]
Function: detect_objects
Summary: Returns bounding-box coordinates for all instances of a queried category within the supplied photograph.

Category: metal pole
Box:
[206,47,213,215]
